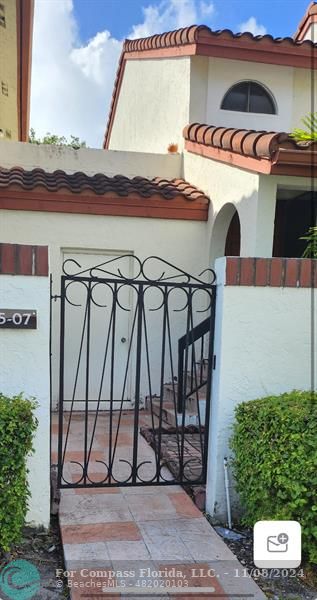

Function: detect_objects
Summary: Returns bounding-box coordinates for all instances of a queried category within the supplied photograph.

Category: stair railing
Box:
[177,317,211,413]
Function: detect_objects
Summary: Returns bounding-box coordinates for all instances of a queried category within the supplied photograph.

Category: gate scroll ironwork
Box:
[55,255,216,489]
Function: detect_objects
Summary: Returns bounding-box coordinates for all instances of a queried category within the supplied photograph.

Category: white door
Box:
[62,251,133,411]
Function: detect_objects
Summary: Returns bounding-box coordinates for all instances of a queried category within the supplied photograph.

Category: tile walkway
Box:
[52,412,266,599]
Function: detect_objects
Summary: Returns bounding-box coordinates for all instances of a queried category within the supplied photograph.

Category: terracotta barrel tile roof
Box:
[183,123,317,176]
[124,24,316,53]
[0,167,209,203]
[183,123,316,159]
[124,25,203,51]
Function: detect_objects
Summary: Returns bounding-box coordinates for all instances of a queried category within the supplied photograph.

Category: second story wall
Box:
[206,57,292,132]
[189,56,316,134]
[292,67,317,128]
[108,37,316,153]
[108,57,191,153]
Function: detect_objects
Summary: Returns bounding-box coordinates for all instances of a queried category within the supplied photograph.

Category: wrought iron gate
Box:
[52,255,216,489]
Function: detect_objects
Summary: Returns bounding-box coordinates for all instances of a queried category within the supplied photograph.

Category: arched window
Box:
[221,81,276,114]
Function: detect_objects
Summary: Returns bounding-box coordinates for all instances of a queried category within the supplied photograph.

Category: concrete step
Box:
[197,359,210,380]
[144,365,209,428]
[153,399,199,427]
[163,381,207,404]
[145,396,206,427]
[175,361,210,389]
[186,359,209,378]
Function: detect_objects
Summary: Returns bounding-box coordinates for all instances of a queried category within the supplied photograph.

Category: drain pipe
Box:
[223,457,232,530]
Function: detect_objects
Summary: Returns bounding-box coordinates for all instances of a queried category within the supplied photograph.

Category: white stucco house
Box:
[0,2,316,526]
[104,2,317,263]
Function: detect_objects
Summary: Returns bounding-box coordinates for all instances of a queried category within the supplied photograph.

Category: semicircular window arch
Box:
[221,81,277,115]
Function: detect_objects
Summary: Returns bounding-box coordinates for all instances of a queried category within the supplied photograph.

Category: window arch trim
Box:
[220,80,277,115]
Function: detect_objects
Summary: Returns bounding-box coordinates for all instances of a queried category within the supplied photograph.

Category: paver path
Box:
[52,412,266,599]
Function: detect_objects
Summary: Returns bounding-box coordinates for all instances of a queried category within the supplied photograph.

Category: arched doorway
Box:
[210,203,241,265]
[225,211,241,256]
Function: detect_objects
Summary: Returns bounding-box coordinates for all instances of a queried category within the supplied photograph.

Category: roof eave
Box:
[195,40,314,69]
[0,186,209,221]
[184,139,317,178]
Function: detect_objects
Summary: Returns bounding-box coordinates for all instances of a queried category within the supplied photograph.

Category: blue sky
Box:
[30,0,310,148]
[73,0,308,42]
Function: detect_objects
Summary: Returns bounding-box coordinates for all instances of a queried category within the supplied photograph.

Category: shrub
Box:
[230,391,317,564]
[0,393,38,552]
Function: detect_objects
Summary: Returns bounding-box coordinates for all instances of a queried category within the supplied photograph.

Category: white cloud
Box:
[199,1,214,18]
[30,0,214,148]
[71,32,121,87]
[128,0,213,39]
[238,16,267,36]
[30,0,121,148]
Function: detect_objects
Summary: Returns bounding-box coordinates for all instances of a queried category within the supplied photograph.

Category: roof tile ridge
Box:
[124,24,213,51]
[182,123,315,158]
[254,131,289,157]
[294,1,317,40]
[124,24,317,49]
[221,128,244,150]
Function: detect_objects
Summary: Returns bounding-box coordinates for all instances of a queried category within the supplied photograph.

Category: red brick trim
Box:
[0,244,48,276]
[35,246,49,276]
[254,258,269,286]
[225,257,317,287]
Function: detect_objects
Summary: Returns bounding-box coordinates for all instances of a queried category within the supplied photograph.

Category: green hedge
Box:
[0,393,38,551]
[230,391,317,564]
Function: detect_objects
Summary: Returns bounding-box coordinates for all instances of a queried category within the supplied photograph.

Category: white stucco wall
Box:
[302,23,317,42]
[183,150,263,260]
[107,53,314,157]
[0,209,209,408]
[0,211,208,280]
[206,257,316,520]
[206,57,293,131]
[0,140,181,179]
[292,67,317,129]
[187,56,314,133]
[105,48,314,155]
[108,57,191,153]
[189,56,209,124]
[0,275,50,527]
[183,150,315,262]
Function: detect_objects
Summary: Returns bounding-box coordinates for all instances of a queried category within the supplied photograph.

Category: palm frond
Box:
[300,227,317,258]
[291,112,317,142]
